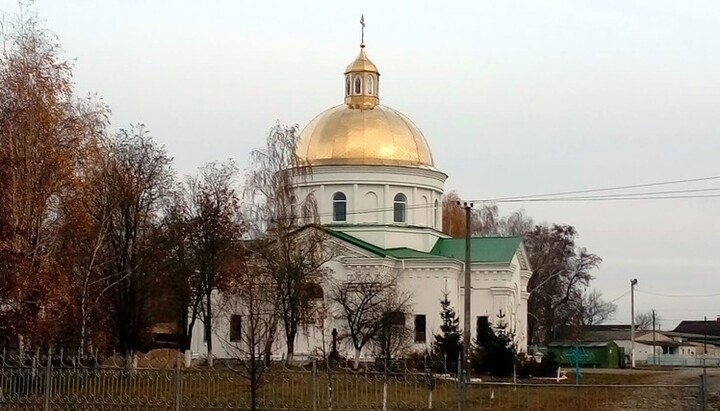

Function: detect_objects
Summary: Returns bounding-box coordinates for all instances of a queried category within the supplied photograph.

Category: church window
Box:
[382,311,406,326]
[434,199,439,228]
[230,315,242,342]
[414,315,426,343]
[333,192,347,222]
[354,75,362,94]
[393,193,407,223]
[366,75,374,95]
[346,77,351,96]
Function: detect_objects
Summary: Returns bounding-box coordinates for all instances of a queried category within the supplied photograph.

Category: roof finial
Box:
[360,14,365,48]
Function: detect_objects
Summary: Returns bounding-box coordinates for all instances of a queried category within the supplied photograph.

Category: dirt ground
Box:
[579,366,720,410]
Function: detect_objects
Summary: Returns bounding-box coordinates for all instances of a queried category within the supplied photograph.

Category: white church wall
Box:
[190,246,529,362]
[292,164,445,230]
[400,268,462,354]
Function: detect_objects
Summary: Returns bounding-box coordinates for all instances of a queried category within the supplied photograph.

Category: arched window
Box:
[393,193,407,223]
[333,192,347,222]
[354,75,362,94]
[346,77,351,96]
[366,75,374,95]
[434,199,439,228]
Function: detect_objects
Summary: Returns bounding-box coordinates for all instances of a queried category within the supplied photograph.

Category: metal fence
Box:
[648,354,720,367]
[0,350,708,410]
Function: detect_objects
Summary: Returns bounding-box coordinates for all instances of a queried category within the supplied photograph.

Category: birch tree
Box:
[244,123,336,364]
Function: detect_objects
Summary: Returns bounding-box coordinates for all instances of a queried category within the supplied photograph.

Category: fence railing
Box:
[0,349,708,410]
[647,354,720,367]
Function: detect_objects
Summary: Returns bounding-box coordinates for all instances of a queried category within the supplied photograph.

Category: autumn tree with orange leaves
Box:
[0,6,110,348]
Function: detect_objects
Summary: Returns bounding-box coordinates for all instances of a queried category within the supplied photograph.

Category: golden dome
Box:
[345,47,378,74]
[296,104,435,167]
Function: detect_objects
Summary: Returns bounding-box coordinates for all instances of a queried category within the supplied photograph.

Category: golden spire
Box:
[343,15,379,110]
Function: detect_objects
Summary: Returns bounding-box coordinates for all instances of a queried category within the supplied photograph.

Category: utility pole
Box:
[630,278,637,368]
[704,316,708,355]
[458,201,473,410]
[652,309,656,365]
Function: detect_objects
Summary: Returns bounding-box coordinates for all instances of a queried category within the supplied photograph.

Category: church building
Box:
[190,36,531,361]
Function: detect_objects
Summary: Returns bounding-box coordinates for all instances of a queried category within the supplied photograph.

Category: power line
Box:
[607,291,629,304]
[495,194,720,203]
[261,173,720,222]
[474,175,720,202]
[535,187,720,199]
[636,289,720,298]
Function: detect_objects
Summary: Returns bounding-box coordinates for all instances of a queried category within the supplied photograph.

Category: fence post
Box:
[312,358,317,411]
[174,356,182,411]
[700,370,707,411]
[43,347,52,411]
[457,353,464,411]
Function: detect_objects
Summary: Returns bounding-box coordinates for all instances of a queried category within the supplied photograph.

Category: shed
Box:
[547,341,621,369]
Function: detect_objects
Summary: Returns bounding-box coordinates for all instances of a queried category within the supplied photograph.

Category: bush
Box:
[515,353,539,379]
[471,314,515,377]
[537,352,559,377]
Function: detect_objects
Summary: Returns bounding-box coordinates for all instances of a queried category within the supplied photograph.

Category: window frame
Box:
[333,192,347,222]
[230,314,242,342]
[393,193,407,223]
[414,314,427,343]
[354,75,362,95]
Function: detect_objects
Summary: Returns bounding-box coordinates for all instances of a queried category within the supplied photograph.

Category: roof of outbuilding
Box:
[548,341,618,348]
[673,320,720,337]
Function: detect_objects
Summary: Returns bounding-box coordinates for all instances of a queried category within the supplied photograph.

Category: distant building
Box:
[553,323,720,367]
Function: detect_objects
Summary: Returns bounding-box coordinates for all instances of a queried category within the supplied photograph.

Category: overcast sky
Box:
[3,0,719,329]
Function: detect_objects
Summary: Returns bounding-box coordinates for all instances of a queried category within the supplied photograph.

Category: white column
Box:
[352,183,359,224]
[412,187,418,225]
[384,184,390,224]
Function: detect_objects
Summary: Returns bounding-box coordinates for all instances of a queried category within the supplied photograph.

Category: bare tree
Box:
[244,123,336,364]
[579,289,617,326]
[524,224,602,344]
[87,125,174,361]
[635,311,658,330]
[372,292,413,365]
[164,160,243,365]
[217,252,277,411]
[329,268,408,369]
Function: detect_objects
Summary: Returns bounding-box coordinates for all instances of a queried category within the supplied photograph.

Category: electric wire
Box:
[474,175,720,203]
[636,289,720,298]
[607,291,629,304]
[262,174,720,221]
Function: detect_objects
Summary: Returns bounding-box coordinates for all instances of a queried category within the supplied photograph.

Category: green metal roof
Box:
[385,247,442,259]
[324,229,387,256]
[325,228,521,263]
[430,237,522,263]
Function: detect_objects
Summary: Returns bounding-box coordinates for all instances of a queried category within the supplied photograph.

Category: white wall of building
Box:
[292,164,447,252]
[189,237,530,363]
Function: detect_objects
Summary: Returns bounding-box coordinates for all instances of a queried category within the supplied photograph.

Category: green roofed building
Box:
[548,341,623,369]
[189,34,534,362]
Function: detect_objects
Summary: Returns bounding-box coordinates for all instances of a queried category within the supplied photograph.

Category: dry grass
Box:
[0,365,706,410]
